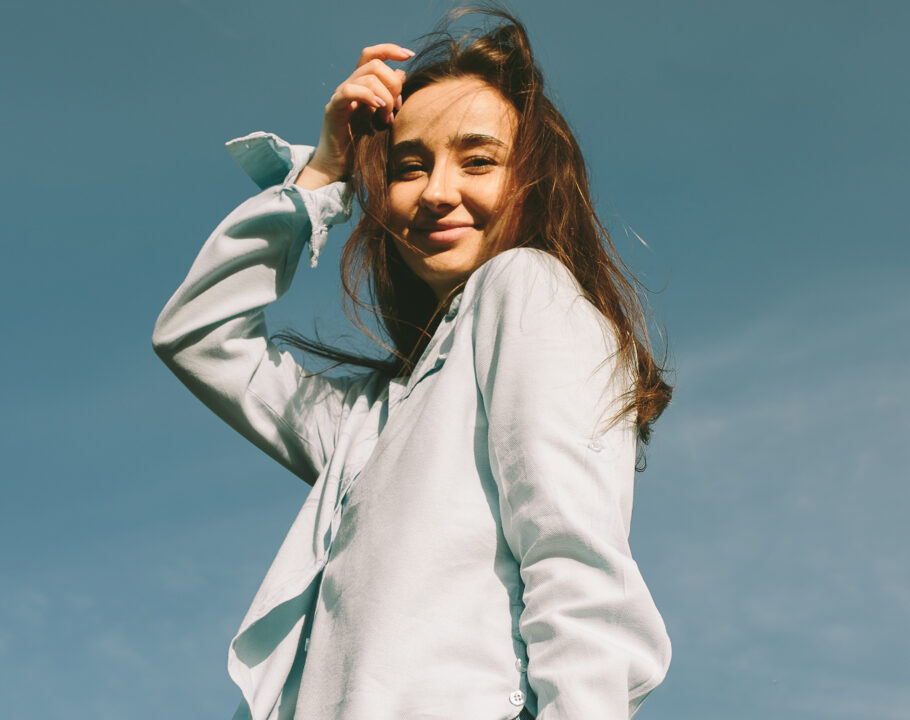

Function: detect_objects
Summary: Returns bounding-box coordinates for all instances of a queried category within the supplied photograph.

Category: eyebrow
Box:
[391,133,508,156]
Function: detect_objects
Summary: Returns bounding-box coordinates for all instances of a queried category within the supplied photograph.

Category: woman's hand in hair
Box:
[296,44,414,190]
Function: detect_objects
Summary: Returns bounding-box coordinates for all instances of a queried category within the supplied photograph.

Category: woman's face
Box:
[387,77,517,300]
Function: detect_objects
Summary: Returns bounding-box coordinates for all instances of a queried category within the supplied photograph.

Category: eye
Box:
[464,156,497,173]
[393,162,425,180]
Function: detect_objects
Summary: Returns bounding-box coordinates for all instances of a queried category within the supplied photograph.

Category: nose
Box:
[419,159,460,212]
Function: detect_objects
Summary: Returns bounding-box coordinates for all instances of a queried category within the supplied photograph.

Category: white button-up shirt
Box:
[153,132,671,720]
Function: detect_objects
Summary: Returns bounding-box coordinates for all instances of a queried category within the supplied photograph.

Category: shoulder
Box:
[465,248,616,349]
[467,247,575,300]
[467,249,633,423]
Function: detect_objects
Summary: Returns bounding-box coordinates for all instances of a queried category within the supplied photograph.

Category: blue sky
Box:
[2,1,908,718]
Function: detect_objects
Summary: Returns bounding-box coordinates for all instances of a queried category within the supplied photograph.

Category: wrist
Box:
[294,165,338,190]
[295,152,349,190]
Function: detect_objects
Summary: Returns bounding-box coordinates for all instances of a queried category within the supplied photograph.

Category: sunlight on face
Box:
[388,77,517,300]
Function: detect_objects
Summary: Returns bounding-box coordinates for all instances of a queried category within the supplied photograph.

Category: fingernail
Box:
[374,96,387,107]
[402,48,416,57]
[395,94,402,110]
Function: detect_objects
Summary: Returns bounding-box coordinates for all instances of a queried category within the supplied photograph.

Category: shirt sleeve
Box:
[152,132,356,486]
[471,248,671,719]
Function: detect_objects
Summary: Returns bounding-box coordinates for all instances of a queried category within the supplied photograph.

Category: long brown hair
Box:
[275,7,672,451]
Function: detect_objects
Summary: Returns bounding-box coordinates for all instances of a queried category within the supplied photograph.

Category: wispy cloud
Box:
[639,267,910,718]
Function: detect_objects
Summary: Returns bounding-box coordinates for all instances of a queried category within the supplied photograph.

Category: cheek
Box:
[474,176,509,216]
[388,184,417,226]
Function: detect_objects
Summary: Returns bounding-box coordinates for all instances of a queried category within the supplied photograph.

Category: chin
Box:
[422,253,480,288]
[394,238,484,299]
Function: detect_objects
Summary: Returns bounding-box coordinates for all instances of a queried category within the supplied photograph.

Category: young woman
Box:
[153,10,672,720]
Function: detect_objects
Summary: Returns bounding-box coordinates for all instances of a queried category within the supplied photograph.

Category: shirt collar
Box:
[444,290,464,321]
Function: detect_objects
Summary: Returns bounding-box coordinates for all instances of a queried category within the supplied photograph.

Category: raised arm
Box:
[472,249,671,719]
[153,45,413,486]
[152,135,354,485]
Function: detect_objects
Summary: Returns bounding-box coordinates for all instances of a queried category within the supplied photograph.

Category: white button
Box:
[509,690,525,706]
[588,439,603,452]
[515,658,526,672]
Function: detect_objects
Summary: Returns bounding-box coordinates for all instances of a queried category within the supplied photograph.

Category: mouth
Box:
[412,223,476,245]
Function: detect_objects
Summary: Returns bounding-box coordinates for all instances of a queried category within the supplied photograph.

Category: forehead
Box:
[392,77,516,146]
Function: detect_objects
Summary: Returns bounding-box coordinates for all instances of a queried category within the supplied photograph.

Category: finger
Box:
[328,81,388,121]
[350,74,397,121]
[357,43,415,68]
[394,70,405,110]
[352,75,397,125]
[350,59,406,101]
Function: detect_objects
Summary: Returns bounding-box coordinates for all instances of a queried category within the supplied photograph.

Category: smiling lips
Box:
[413,222,476,245]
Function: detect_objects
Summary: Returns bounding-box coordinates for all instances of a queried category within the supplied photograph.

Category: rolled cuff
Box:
[225,131,353,267]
